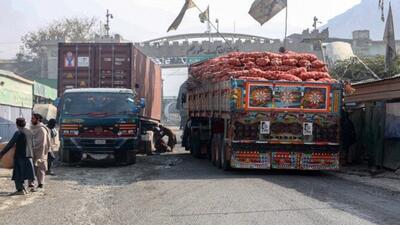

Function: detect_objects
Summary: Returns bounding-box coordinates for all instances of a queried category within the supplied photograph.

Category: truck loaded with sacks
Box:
[181,51,344,170]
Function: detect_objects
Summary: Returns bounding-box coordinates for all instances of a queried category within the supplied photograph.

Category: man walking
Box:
[0,118,35,195]
[30,113,50,190]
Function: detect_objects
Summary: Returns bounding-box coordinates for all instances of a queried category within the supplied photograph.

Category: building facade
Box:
[0,70,34,141]
[345,75,400,171]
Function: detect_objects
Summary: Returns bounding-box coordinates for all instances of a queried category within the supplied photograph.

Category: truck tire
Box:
[221,144,231,171]
[127,151,137,165]
[189,134,202,158]
[192,144,202,158]
[211,136,217,165]
[60,148,70,163]
[217,145,222,169]
[128,154,137,165]
[214,135,223,168]
[115,151,136,165]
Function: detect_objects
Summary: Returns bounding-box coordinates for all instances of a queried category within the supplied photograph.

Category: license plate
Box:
[94,140,106,145]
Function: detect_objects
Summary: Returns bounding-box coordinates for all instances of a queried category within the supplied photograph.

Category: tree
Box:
[330,56,400,82]
[20,17,101,58]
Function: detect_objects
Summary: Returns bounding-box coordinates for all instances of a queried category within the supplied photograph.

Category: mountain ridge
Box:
[323,0,400,40]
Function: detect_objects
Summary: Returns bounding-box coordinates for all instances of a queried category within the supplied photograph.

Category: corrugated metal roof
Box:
[0,69,34,85]
[345,74,400,103]
[352,74,400,86]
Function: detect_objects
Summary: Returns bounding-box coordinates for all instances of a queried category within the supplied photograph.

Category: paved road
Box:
[1,148,399,225]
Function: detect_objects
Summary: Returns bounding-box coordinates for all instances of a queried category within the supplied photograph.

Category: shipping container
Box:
[132,48,162,122]
[58,43,162,121]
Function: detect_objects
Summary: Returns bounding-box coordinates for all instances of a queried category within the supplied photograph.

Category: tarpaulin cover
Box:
[33,104,58,122]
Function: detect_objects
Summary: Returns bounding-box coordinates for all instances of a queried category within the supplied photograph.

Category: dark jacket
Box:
[0,128,33,159]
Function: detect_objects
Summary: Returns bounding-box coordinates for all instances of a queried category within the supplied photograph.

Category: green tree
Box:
[15,17,101,77]
[20,17,101,58]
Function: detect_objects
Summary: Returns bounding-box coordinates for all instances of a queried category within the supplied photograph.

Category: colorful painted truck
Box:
[182,51,343,170]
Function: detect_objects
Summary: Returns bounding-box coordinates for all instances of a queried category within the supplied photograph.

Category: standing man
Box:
[46,119,58,176]
[0,118,35,195]
[30,113,50,190]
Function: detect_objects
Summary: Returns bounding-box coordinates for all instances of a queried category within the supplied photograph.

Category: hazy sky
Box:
[0,0,362,59]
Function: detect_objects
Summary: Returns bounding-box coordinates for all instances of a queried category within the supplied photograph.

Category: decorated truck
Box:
[182,51,343,170]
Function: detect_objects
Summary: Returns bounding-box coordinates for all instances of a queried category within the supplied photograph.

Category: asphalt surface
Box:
[1,147,400,225]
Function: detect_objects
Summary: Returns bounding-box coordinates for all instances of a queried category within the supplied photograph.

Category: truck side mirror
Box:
[53,98,60,107]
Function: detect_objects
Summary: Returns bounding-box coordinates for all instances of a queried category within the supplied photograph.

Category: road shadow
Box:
[0,191,12,197]
[49,151,400,225]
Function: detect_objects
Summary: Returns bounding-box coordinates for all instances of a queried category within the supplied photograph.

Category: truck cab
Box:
[58,88,142,164]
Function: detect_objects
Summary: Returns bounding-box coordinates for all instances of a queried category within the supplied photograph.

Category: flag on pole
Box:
[199,6,209,23]
[383,2,396,70]
[379,0,385,21]
[167,0,196,32]
[248,0,287,25]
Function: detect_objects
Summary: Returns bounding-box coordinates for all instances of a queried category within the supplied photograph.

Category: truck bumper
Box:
[230,149,340,170]
[61,137,138,154]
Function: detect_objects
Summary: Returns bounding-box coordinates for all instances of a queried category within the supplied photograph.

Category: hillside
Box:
[323,0,400,40]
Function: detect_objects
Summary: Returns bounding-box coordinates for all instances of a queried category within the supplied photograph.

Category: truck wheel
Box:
[221,144,231,171]
[192,144,202,158]
[216,135,224,168]
[60,148,70,163]
[129,155,137,165]
[127,152,137,165]
[211,136,217,165]
[206,143,212,160]
[217,145,222,169]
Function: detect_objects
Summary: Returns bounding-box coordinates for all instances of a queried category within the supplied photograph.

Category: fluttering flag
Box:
[383,2,397,70]
[199,6,209,23]
[379,0,385,21]
[167,0,196,32]
[248,0,287,25]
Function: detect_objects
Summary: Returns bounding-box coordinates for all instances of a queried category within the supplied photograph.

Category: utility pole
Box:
[105,9,114,37]
[312,16,322,31]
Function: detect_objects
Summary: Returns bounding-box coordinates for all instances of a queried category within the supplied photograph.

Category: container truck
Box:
[182,51,344,170]
[57,43,162,163]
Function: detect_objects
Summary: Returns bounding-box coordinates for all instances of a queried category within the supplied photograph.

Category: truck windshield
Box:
[61,92,136,116]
